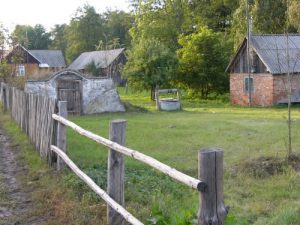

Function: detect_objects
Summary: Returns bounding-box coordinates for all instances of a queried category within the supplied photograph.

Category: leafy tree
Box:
[84,61,102,76]
[0,61,9,82]
[12,24,51,49]
[288,0,300,32]
[189,0,239,32]
[50,24,68,54]
[103,10,133,47]
[65,4,105,63]
[230,0,254,49]
[123,38,179,100]
[252,0,287,34]
[130,0,191,50]
[177,27,231,98]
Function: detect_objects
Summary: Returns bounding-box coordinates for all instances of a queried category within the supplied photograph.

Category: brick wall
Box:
[230,73,274,106]
[273,74,300,103]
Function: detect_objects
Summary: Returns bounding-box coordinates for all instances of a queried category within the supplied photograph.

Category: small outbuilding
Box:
[68,48,126,85]
[25,69,125,115]
[226,34,300,106]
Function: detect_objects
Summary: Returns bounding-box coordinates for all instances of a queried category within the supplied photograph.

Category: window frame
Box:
[244,77,254,93]
[16,65,26,76]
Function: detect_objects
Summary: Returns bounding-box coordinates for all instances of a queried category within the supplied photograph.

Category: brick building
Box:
[226,34,300,106]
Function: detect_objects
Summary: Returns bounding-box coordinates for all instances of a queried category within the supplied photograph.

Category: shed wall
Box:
[25,76,125,114]
[230,73,274,106]
[273,74,300,103]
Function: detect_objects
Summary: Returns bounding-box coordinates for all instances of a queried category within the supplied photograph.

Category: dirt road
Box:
[0,128,42,225]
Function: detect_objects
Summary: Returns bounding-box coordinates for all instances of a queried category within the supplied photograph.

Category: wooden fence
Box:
[0,83,228,225]
[51,101,228,225]
[0,82,56,159]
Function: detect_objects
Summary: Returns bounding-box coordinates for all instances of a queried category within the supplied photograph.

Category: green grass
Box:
[61,88,300,224]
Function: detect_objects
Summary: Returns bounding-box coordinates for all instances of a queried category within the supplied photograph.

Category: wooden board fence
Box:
[0,82,56,159]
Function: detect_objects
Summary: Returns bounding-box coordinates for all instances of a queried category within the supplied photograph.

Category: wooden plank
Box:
[50,145,144,225]
[108,120,126,225]
[198,148,227,225]
[56,101,68,170]
[52,114,204,190]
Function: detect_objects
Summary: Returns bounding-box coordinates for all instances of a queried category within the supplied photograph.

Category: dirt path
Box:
[0,128,42,225]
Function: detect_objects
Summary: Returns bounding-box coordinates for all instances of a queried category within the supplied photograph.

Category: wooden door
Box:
[57,79,82,115]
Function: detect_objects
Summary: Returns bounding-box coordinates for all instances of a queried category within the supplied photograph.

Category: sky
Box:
[0,0,131,32]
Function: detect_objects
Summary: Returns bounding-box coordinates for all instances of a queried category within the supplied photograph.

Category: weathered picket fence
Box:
[0,82,56,159]
[0,82,228,225]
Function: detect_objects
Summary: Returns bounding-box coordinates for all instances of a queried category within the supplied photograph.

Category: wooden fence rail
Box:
[52,113,205,191]
[52,101,227,225]
[0,83,227,225]
[51,145,144,225]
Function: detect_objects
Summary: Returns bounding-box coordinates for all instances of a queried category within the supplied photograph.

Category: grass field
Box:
[62,88,300,224]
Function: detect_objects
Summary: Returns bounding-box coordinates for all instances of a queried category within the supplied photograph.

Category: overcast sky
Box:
[0,0,131,32]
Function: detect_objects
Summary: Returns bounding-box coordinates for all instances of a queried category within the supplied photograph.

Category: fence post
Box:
[2,86,7,112]
[107,119,126,225]
[56,101,68,171]
[198,148,227,225]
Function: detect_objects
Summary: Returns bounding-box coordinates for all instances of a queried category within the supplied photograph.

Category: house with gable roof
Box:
[226,34,300,106]
[5,44,66,79]
[68,48,126,85]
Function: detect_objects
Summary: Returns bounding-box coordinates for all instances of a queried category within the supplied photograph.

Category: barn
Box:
[68,48,126,85]
[226,34,300,106]
[24,69,125,115]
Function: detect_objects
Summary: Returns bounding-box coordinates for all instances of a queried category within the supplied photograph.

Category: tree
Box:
[130,0,191,50]
[189,0,239,32]
[103,10,133,47]
[50,24,68,54]
[84,61,102,76]
[252,0,287,34]
[177,27,231,98]
[65,4,105,63]
[288,0,300,32]
[123,38,179,100]
[12,24,51,49]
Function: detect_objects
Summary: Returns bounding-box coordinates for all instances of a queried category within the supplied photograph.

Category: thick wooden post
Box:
[107,119,126,225]
[198,148,227,225]
[56,101,68,171]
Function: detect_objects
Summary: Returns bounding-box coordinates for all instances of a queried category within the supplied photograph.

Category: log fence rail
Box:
[0,82,227,225]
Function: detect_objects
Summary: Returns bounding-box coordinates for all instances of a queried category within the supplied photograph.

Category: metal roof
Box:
[28,50,66,67]
[251,34,300,74]
[227,34,300,74]
[68,48,125,70]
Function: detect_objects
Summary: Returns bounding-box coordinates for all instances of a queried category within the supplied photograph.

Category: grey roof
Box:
[28,50,66,67]
[227,34,300,74]
[250,34,300,74]
[68,48,125,70]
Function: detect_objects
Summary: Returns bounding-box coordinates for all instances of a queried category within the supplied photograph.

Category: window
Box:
[245,77,253,93]
[16,65,25,76]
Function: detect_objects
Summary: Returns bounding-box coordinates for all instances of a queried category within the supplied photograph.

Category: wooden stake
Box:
[2,86,7,112]
[198,148,227,225]
[56,101,67,170]
[108,119,126,225]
